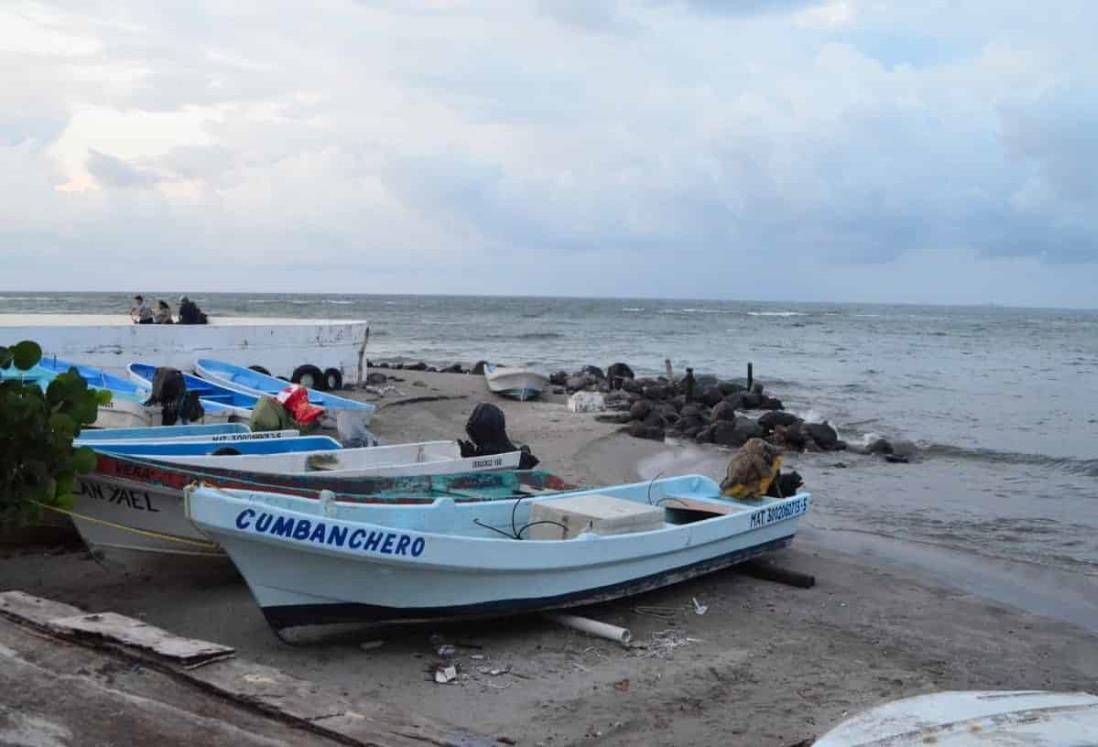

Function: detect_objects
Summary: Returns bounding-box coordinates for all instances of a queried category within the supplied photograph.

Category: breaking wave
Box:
[746,311,807,317]
[924,443,1098,478]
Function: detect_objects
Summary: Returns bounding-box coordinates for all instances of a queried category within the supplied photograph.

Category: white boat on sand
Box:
[484,364,548,401]
[815,690,1098,745]
[144,440,521,478]
[186,475,810,629]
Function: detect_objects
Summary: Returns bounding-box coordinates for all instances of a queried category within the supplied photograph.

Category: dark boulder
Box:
[751,381,765,395]
[425,366,438,372]
[711,400,738,422]
[699,386,724,407]
[680,403,706,420]
[606,363,635,390]
[866,438,893,455]
[603,391,634,411]
[581,365,606,380]
[634,377,660,390]
[566,374,594,392]
[406,361,428,371]
[392,362,405,370]
[757,411,801,431]
[629,400,653,421]
[628,421,664,441]
[441,363,464,374]
[771,423,808,451]
[642,410,666,428]
[718,381,745,396]
[711,417,764,448]
[549,370,568,386]
[694,426,714,444]
[365,372,387,385]
[804,421,840,451]
[758,396,784,410]
[694,374,719,390]
[643,384,671,401]
[471,361,489,375]
[595,412,633,424]
[621,378,643,394]
[669,394,686,410]
[740,391,762,409]
[374,362,390,369]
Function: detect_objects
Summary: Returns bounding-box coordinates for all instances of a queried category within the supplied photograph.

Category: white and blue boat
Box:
[128,362,258,421]
[185,476,810,629]
[8,356,232,428]
[194,358,375,428]
[91,434,341,458]
[135,439,521,477]
[484,364,548,401]
[76,422,299,446]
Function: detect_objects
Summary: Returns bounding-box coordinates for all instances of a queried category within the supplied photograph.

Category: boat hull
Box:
[68,453,570,556]
[484,367,548,401]
[189,481,810,629]
[73,473,222,557]
[255,535,793,629]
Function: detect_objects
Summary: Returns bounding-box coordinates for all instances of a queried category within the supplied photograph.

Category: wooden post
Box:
[747,362,753,391]
[664,358,674,383]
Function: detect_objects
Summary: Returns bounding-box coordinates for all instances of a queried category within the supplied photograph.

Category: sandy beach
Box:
[2,367,1096,745]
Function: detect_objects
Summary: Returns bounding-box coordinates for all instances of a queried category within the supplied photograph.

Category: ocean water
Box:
[3,292,1097,587]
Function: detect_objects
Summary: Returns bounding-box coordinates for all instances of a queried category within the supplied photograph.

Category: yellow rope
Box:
[39,503,220,551]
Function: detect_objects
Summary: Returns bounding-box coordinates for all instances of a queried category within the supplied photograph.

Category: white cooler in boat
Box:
[527,494,664,540]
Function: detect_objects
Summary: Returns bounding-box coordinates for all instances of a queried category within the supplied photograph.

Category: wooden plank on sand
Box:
[48,612,235,668]
[0,591,494,747]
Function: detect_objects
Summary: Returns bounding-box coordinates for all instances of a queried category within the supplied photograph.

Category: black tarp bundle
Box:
[459,402,540,469]
[143,367,205,425]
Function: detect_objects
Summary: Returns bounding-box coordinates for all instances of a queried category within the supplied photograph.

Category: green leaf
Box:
[95,388,113,405]
[71,446,98,474]
[10,340,42,371]
[0,346,11,369]
[48,412,78,439]
[55,490,75,511]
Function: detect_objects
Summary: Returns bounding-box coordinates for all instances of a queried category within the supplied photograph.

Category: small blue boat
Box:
[194,358,375,426]
[7,357,232,428]
[76,423,300,446]
[77,423,251,441]
[91,434,341,457]
[128,362,258,421]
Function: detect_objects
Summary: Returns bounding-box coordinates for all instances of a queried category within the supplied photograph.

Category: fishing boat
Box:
[815,690,1098,745]
[124,440,522,478]
[483,364,548,401]
[5,357,232,428]
[194,358,375,428]
[77,423,299,446]
[90,435,342,458]
[70,452,573,556]
[77,423,253,442]
[128,362,258,421]
[185,476,811,629]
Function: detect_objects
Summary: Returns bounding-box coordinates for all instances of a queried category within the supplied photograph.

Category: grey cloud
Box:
[86,150,160,188]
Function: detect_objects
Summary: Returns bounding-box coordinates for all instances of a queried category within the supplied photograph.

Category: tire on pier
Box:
[291,364,325,390]
[323,367,343,391]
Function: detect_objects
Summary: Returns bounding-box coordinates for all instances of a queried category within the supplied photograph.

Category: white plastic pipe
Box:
[546,613,633,647]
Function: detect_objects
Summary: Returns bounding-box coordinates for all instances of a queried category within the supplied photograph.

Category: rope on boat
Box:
[38,503,220,551]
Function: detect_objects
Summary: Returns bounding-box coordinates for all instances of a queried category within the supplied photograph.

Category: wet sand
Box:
[2,368,1097,745]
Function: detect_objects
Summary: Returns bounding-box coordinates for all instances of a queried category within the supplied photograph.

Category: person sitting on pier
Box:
[177,296,208,325]
[154,299,174,324]
[129,295,154,324]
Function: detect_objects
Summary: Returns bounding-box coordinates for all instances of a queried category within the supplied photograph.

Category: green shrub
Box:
[0,340,107,526]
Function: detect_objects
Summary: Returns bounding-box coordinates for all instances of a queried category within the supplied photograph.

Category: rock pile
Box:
[570,364,850,453]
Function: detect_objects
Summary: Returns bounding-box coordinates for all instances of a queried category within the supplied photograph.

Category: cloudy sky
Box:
[2,1,1096,307]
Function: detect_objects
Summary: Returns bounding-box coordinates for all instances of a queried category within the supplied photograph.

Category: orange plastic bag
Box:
[276,385,325,425]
